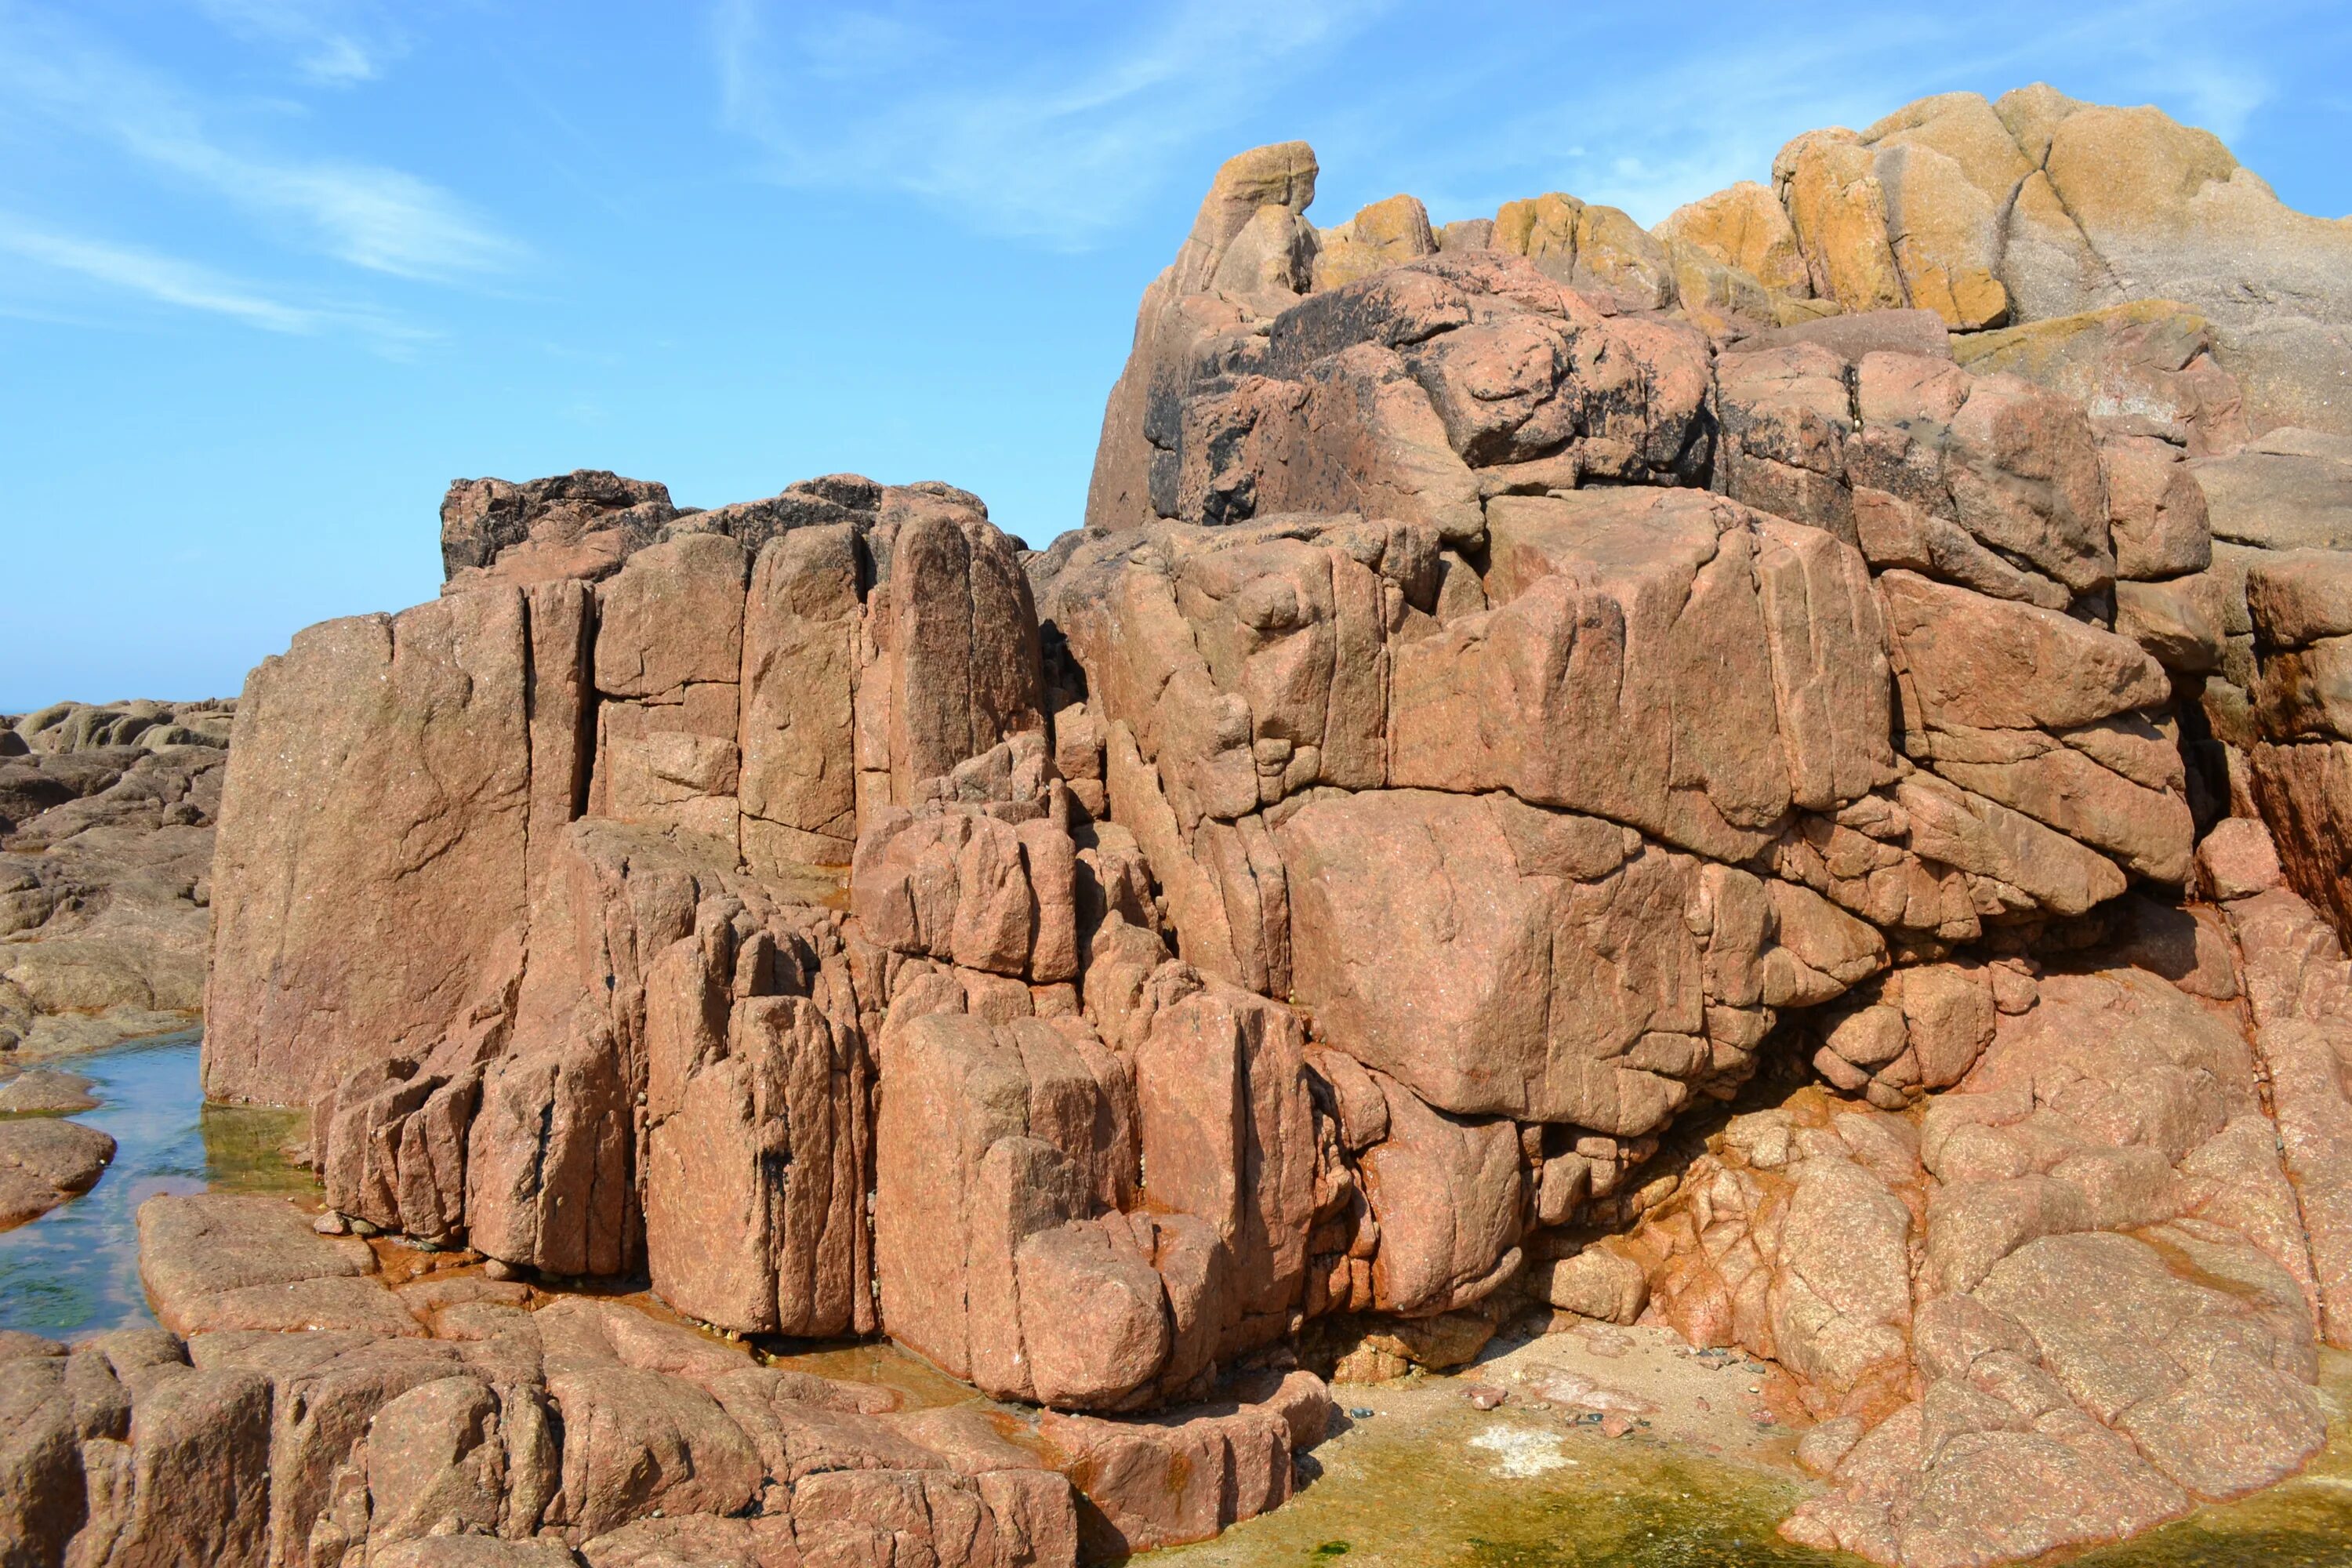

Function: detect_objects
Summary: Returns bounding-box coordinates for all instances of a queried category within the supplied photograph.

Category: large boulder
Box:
[1744,88,2352,439]
[0,1116,114,1231]
[1278,787,1878,1130]
[2012,96,2352,438]
[1084,235,1711,538]
[1388,489,1894,851]
[870,1009,1162,1406]
[1654,180,1810,298]
[641,897,873,1338]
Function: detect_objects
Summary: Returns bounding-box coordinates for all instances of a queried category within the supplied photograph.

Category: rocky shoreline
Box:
[5,81,2352,1568]
[1,700,233,1062]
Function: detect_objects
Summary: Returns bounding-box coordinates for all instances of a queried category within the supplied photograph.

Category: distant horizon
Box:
[5,0,2350,711]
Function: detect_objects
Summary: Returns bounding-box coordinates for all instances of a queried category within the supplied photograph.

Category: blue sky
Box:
[3,0,2348,709]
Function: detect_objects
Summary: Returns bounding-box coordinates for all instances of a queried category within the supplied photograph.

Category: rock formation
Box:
[0,1190,1330,1567]
[8,83,2342,1568]
[1040,96,2351,1566]
[0,701,232,1058]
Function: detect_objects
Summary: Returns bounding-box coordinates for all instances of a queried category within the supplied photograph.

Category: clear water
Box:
[0,1032,306,1338]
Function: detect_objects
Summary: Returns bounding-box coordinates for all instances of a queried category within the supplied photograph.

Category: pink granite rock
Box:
[1038,1371,1327,1555]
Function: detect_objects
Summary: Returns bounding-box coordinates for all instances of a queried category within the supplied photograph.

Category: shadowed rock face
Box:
[141,93,2352,1567]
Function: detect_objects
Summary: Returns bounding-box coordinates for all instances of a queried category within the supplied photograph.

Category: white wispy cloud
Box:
[191,0,407,85]
[0,222,314,330]
[709,0,1393,246]
[0,216,435,350]
[130,134,524,281]
[0,5,520,281]
[701,0,2302,248]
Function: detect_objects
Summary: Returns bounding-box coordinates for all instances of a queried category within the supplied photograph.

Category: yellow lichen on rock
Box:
[1311,193,1438,290]
[1774,129,1909,314]
[1494,191,1584,276]
[1654,180,1810,297]
[1872,140,2011,328]
[1494,191,1675,310]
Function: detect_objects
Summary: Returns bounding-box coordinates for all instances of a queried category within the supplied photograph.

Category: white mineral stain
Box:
[1468,1422,1577,1478]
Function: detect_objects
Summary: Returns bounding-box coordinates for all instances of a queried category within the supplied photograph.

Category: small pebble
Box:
[348,1217,380,1237]
[1465,1385,1507,1410]
[482,1258,526,1283]
[1694,1397,1711,1412]
[1348,1406,1374,1421]
[1599,1414,1633,1439]
[1751,1410,1778,1426]
[312,1211,350,1236]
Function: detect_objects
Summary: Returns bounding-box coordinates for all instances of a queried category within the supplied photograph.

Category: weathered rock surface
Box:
[1614,939,2336,1567]
[207,474,1040,1117]
[440,470,679,587]
[2233,529,2352,942]
[1040,1370,1329,1556]
[0,1112,113,1229]
[172,89,2352,1568]
[139,1193,422,1338]
[9,1192,1332,1566]
[0,1066,97,1114]
[1,701,230,1058]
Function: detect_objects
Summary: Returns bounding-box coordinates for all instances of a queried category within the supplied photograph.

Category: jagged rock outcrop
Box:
[0,700,231,1057]
[194,459,1327,1557]
[173,93,2352,1568]
[1038,118,2345,1566]
[205,476,1037,1109]
[1076,93,2352,952]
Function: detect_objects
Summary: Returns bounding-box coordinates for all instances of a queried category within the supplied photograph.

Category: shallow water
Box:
[766,1336,991,1410]
[0,1032,305,1337]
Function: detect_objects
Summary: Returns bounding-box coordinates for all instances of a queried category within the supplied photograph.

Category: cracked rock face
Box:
[107,88,2352,1568]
